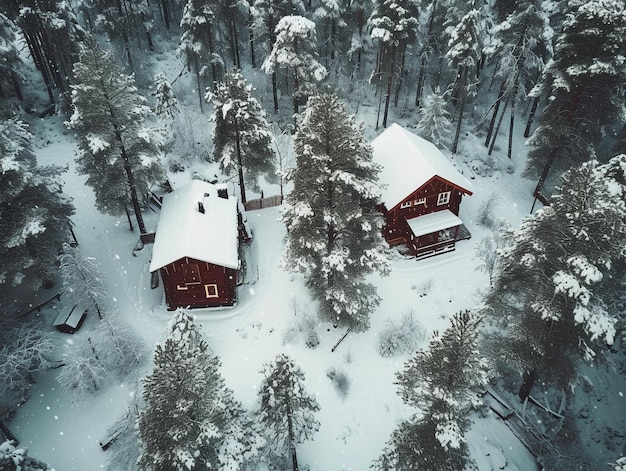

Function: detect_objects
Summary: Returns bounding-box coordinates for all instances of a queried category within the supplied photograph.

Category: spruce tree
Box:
[484,155,626,385]
[524,0,626,194]
[208,68,277,204]
[262,15,327,115]
[373,311,488,471]
[0,13,22,101]
[416,88,452,148]
[153,73,178,119]
[179,0,222,109]
[137,312,258,470]
[281,93,389,332]
[257,354,320,471]
[67,38,163,235]
[0,117,74,291]
[368,0,420,127]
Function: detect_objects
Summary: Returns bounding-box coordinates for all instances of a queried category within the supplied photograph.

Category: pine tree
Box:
[484,155,626,385]
[446,8,483,153]
[416,88,451,148]
[484,0,552,151]
[67,38,164,235]
[0,117,74,291]
[373,311,489,471]
[58,243,105,318]
[0,13,22,101]
[281,93,389,331]
[262,15,327,115]
[251,0,305,111]
[179,0,223,110]
[153,73,178,119]
[257,354,320,471]
[208,68,277,204]
[138,312,258,470]
[524,0,626,196]
[314,0,347,66]
[0,440,51,471]
[368,0,420,128]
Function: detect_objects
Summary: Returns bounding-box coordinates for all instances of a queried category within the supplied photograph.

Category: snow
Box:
[3,111,546,471]
[372,123,473,209]
[149,179,239,271]
[406,209,463,238]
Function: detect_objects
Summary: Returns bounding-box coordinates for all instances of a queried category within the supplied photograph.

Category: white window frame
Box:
[204,284,219,298]
[437,191,451,206]
[414,197,426,206]
[400,200,412,209]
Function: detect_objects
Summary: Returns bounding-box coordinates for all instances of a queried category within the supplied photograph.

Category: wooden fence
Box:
[243,194,283,211]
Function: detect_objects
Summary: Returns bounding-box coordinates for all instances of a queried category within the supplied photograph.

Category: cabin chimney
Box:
[217,185,228,199]
[198,201,205,214]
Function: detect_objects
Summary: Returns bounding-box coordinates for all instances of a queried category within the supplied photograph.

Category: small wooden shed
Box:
[53,304,87,333]
[149,180,242,310]
[372,123,473,259]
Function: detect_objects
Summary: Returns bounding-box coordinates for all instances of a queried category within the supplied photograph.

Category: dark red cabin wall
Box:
[380,178,465,246]
[160,257,237,310]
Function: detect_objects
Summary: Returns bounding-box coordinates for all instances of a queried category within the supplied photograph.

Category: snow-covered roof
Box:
[372,123,472,209]
[149,180,239,271]
[406,209,463,238]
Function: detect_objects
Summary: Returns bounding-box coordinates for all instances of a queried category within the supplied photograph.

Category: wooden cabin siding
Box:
[381,177,465,245]
[160,257,237,310]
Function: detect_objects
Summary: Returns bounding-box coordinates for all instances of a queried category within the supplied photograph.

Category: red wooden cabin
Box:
[149,180,245,310]
[372,123,473,259]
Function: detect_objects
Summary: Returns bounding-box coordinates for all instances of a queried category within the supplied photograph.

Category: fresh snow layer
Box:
[149,179,239,271]
[372,123,473,209]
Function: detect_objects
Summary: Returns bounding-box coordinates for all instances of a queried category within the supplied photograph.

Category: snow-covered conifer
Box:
[152,73,178,119]
[58,243,105,318]
[0,14,22,101]
[416,88,451,148]
[373,310,488,470]
[262,15,327,114]
[179,0,223,109]
[524,0,626,183]
[256,354,320,470]
[368,0,420,127]
[208,68,276,203]
[0,117,74,290]
[67,38,164,235]
[485,155,626,384]
[0,325,56,416]
[56,336,108,400]
[0,440,51,470]
[446,8,484,153]
[281,93,389,332]
[138,311,259,470]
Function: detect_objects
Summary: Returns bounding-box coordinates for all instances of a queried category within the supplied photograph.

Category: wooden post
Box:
[331,329,351,352]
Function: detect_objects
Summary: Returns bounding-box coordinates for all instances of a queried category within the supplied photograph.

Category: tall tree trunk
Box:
[382,44,396,128]
[508,85,518,159]
[160,0,170,30]
[451,67,468,154]
[485,80,506,146]
[524,94,540,138]
[285,393,298,471]
[248,9,256,68]
[488,95,510,156]
[393,43,406,107]
[234,118,247,204]
[414,52,428,107]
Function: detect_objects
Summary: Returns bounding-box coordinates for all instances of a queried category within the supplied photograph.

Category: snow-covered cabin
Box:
[149,179,244,310]
[372,123,473,259]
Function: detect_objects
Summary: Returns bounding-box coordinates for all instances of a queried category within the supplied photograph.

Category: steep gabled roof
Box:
[372,123,472,209]
[149,180,239,272]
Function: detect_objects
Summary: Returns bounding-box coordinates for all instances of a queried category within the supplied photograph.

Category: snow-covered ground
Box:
[5,109,544,470]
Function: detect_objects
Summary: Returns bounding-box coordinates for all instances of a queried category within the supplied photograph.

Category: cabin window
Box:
[437,191,451,206]
[400,201,411,209]
[204,284,219,298]
[414,197,426,206]
[182,263,201,284]
[176,284,189,290]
